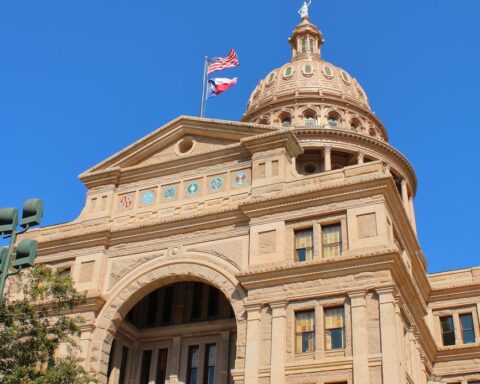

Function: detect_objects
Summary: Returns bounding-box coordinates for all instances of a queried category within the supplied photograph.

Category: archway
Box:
[87,258,247,384]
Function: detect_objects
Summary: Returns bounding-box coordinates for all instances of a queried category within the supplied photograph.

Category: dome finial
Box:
[298,0,312,20]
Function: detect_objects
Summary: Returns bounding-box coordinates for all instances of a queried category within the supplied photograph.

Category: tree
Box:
[0,265,96,384]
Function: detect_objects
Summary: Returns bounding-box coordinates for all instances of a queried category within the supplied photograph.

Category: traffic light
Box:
[12,239,38,269]
[0,208,18,236]
[20,199,43,228]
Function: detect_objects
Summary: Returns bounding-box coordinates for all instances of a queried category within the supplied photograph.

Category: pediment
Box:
[81,116,276,176]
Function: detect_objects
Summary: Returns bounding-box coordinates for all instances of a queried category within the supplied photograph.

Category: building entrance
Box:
[106,281,237,384]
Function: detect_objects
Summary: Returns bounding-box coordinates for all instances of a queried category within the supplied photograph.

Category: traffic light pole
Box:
[0,228,17,302]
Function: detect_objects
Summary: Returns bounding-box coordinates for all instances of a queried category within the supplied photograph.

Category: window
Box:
[325,307,345,350]
[460,313,476,344]
[295,310,315,353]
[156,349,168,384]
[268,72,276,84]
[281,116,292,127]
[322,224,342,257]
[295,228,313,262]
[119,346,129,384]
[440,316,455,346]
[304,115,316,127]
[302,38,307,53]
[284,66,293,77]
[304,64,313,74]
[187,346,199,384]
[203,344,216,384]
[323,65,334,78]
[139,350,152,384]
[328,115,338,127]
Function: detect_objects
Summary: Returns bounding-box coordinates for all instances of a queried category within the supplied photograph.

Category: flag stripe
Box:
[207,49,239,74]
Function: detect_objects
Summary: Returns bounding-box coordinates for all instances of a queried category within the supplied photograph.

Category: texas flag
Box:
[208,77,238,98]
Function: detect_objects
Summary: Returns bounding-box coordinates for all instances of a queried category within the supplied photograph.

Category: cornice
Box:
[428,283,480,302]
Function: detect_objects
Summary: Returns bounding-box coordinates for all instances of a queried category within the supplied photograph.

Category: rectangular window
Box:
[203,344,216,384]
[325,307,345,350]
[139,350,152,384]
[162,286,174,324]
[440,316,456,346]
[322,224,342,258]
[295,310,315,353]
[191,283,203,320]
[460,313,475,344]
[187,346,199,384]
[301,38,306,53]
[156,348,168,384]
[295,228,314,262]
[119,346,129,384]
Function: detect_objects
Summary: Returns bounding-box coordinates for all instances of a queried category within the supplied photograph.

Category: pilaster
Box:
[349,291,370,384]
[244,304,263,384]
[270,301,287,384]
[377,287,402,384]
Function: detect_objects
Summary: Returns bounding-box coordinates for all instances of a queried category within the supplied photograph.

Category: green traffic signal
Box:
[0,208,19,236]
[13,239,38,269]
[20,199,44,228]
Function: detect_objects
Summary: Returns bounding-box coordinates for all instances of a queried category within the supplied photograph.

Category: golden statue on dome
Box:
[298,0,312,19]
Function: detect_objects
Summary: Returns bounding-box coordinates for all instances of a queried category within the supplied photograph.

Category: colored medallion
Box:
[234,172,248,186]
[186,182,199,196]
[163,186,177,200]
[141,190,155,205]
[119,194,133,209]
[210,177,224,191]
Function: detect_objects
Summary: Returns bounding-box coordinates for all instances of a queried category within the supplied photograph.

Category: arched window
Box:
[350,119,361,132]
[304,110,317,127]
[328,112,340,127]
[280,113,292,127]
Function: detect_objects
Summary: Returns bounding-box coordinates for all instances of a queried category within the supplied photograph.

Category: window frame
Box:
[295,309,316,354]
[324,306,346,351]
[434,307,479,347]
[294,227,314,262]
[322,223,343,258]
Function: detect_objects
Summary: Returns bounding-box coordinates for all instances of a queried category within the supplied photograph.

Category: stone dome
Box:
[242,17,388,142]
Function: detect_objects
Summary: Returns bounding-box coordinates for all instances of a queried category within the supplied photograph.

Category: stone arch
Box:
[87,255,247,383]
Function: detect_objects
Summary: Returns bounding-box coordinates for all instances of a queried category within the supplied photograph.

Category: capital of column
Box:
[356,151,365,164]
[245,303,263,321]
[324,146,332,154]
[376,286,397,304]
[270,300,287,318]
[348,290,367,308]
[382,161,391,174]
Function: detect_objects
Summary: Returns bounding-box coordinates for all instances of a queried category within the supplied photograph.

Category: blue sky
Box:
[1,0,479,273]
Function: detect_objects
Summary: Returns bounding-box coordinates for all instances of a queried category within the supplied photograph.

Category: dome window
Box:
[323,65,334,78]
[369,128,376,137]
[341,71,351,83]
[282,116,292,127]
[350,119,361,132]
[267,72,276,85]
[284,66,293,78]
[303,110,317,127]
[303,63,313,75]
[327,113,340,127]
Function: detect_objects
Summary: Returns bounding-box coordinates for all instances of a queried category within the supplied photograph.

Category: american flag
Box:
[207,49,239,74]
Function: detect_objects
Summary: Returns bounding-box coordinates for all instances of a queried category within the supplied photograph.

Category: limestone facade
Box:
[16,14,480,384]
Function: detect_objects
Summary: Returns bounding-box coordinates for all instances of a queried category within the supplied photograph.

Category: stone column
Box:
[401,180,410,218]
[244,304,262,384]
[356,152,365,165]
[169,336,182,384]
[349,291,370,384]
[324,146,332,171]
[270,301,287,384]
[409,197,418,235]
[377,287,402,384]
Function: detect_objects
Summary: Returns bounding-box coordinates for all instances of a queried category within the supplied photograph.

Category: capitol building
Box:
[25,8,479,384]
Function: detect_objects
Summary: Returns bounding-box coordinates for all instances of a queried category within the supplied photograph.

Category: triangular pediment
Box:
[80,116,276,177]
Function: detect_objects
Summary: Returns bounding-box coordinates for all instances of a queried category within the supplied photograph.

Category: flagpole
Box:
[200,56,208,117]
